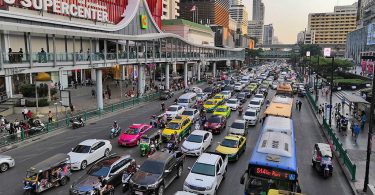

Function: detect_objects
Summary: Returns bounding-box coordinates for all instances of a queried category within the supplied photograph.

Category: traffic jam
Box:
[0,63,335,195]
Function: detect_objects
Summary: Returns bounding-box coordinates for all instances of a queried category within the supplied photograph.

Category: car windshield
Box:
[178,99,189,103]
[166,122,180,130]
[222,92,229,95]
[140,160,164,175]
[231,122,245,129]
[182,111,194,116]
[187,134,203,143]
[197,93,204,97]
[245,111,256,116]
[167,107,178,111]
[214,95,222,99]
[208,117,221,123]
[227,100,237,104]
[224,80,230,84]
[255,95,263,98]
[88,164,111,177]
[191,163,215,176]
[250,101,259,105]
[216,107,227,112]
[125,128,139,135]
[203,88,212,93]
[221,139,239,148]
[72,145,91,153]
[205,101,215,105]
[238,94,245,98]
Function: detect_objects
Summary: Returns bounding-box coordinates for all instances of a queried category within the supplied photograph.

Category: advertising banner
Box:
[367,23,375,45]
[361,60,367,72]
[367,61,374,74]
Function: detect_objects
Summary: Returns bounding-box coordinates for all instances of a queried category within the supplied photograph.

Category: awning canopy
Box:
[337,91,369,104]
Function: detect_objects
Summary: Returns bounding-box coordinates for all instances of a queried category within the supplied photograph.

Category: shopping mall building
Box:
[0,0,244,105]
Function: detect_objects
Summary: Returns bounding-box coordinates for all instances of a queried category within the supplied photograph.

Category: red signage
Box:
[250,166,297,181]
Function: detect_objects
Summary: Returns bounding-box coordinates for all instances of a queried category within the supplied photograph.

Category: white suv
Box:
[243,109,259,126]
[0,155,15,172]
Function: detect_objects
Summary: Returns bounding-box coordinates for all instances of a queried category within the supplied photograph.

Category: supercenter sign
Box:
[2,0,111,23]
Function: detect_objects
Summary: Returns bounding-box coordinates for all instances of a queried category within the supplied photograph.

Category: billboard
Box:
[367,23,375,45]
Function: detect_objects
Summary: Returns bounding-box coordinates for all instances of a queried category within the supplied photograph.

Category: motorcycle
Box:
[167,140,179,153]
[312,143,333,178]
[122,170,136,192]
[147,142,157,158]
[340,118,348,133]
[238,106,243,116]
[70,117,85,129]
[110,126,121,139]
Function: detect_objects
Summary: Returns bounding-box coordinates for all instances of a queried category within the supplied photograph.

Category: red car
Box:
[204,115,227,134]
[118,124,153,146]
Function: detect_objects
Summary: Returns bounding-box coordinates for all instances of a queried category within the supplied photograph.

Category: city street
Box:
[0,88,353,195]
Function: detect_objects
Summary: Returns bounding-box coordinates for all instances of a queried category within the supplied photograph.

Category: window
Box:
[216,163,220,174]
[166,158,176,170]
[204,133,209,140]
[97,142,105,149]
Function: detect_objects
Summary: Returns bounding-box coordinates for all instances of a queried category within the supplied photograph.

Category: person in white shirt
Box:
[22,106,28,120]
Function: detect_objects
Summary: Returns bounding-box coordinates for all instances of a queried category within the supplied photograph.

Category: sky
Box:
[244,0,358,44]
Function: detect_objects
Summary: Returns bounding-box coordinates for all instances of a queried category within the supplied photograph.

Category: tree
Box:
[307,56,354,77]
[300,44,322,57]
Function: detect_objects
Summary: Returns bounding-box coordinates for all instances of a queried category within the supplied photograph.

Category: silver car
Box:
[0,155,15,172]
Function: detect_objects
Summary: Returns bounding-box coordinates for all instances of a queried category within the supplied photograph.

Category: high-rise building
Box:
[162,0,180,20]
[308,3,357,46]
[297,31,305,44]
[229,1,248,35]
[253,0,265,21]
[263,24,274,45]
[248,20,263,45]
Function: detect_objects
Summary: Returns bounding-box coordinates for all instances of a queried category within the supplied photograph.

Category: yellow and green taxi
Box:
[213,94,225,104]
[248,83,258,93]
[203,99,220,112]
[213,105,231,118]
[162,115,192,142]
[215,134,246,161]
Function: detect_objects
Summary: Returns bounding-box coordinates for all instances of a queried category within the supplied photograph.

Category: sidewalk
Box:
[311,88,375,193]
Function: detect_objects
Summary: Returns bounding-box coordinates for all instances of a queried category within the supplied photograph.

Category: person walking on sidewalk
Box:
[295,100,299,110]
[48,111,53,123]
[298,100,302,111]
[22,106,28,120]
[353,123,360,143]
[361,112,366,130]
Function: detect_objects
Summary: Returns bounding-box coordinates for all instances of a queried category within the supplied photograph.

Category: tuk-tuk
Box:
[23,153,71,194]
[312,143,333,178]
[140,129,162,157]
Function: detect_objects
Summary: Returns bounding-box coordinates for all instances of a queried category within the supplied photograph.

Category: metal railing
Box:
[0,92,160,148]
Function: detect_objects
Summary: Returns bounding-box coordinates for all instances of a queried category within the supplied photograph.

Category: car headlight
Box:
[149,179,161,188]
[206,185,214,190]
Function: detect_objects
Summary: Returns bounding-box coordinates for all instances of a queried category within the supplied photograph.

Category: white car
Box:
[191,87,203,93]
[243,109,259,126]
[182,108,200,122]
[221,91,232,100]
[226,98,240,110]
[271,82,278,89]
[183,152,228,195]
[248,99,262,112]
[197,93,208,101]
[68,139,112,170]
[166,105,185,120]
[181,130,213,156]
[234,82,244,91]
[228,120,247,136]
[0,155,15,172]
[253,93,265,105]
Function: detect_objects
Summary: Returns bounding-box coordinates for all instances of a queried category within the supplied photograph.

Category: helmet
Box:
[114,121,117,124]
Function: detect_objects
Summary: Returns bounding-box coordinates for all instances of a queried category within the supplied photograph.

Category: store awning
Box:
[336,91,369,104]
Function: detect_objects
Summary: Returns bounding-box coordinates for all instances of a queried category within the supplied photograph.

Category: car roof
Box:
[79,139,102,146]
[184,108,197,111]
[224,134,242,141]
[245,108,257,112]
[171,115,190,122]
[210,115,223,119]
[169,105,181,108]
[197,153,221,165]
[191,130,209,136]
[148,151,172,162]
[233,119,246,124]
[129,124,146,128]
[228,98,238,101]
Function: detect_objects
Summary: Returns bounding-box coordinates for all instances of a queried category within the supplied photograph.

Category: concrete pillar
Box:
[184,62,188,88]
[5,76,13,98]
[91,69,96,81]
[80,69,84,83]
[172,61,177,74]
[96,69,104,110]
[212,62,216,78]
[138,64,145,96]
[197,62,201,81]
[165,63,170,90]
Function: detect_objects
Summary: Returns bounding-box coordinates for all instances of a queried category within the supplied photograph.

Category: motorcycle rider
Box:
[161,102,165,111]
[238,103,243,116]
[112,121,119,131]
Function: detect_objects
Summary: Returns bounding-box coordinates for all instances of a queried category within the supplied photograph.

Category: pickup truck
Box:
[130,151,185,195]
[183,152,228,195]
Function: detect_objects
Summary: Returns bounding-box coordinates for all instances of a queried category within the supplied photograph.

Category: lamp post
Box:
[315,56,320,102]
[323,48,334,126]
[360,55,374,192]
[306,51,311,86]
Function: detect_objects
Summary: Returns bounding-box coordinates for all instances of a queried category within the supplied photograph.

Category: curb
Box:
[304,94,359,195]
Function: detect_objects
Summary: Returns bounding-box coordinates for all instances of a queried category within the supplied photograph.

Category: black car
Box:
[70,155,135,195]
[130,151,185,195]
[203,87,214,97]
[241,89,251,98]
[160,90,174,100]
[223,85,234,93]
[237,92,247,103]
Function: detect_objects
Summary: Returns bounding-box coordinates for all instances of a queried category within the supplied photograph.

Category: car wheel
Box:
[0,163,9,172]
[235,154,239,161]
[157,184,164,195]
[80,160,87,170]
[60,176,68,186]
[177,165,183,178]
[104,149,110,157]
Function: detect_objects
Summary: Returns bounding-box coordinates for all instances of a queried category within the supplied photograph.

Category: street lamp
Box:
[315,56,320,102]
[306,51,311,86]
[360,55,374,192]
[324,48,334,126]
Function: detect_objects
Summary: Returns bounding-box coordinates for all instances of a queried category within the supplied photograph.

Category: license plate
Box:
[135,191,143,195]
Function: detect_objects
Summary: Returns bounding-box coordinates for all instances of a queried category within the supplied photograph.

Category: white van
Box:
[178,92,197,108]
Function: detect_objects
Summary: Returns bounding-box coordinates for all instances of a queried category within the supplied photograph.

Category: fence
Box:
[0,92,160,148]
[305,90,357,181]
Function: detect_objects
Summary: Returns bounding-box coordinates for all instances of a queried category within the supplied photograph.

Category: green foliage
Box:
[334,79,368,85]
[299,44,322,57]
[307,56,354,76]
[15,98,49,107]
[19,83,54,98]
[245,48,263,58]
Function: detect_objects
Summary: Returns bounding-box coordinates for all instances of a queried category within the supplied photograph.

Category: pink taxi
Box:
[118,124,153,146]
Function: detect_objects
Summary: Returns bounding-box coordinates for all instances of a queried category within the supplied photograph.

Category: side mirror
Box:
[217,172,222,176]
[137,165,141,169]
[71,148,74,151]
[164,170,171,173]
[187,167,191,171]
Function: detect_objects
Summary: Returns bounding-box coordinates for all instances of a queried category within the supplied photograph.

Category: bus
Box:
[240,116,301,194]
[276,83,293,98]
[264,96,293,118]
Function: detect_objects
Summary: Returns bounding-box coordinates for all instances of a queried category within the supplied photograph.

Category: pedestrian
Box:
[91,89,96,97]
[361,112,366,130]
[107,89,111,99]
[353,123,360,143]
[8,48,13,63]
[22,106,28,120]
[338,103,341,112]
[16,126,21,141]
[298,100,302,111]
[48,111,53,123]
[18,48,23,62]
[27,110,33,119]
[161,102,165,111]
[295,100,299,110]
